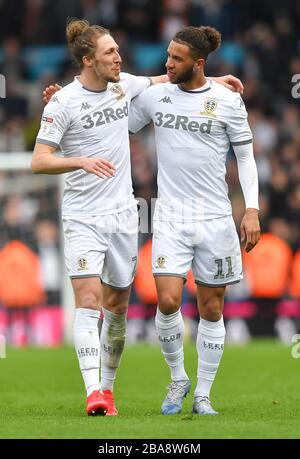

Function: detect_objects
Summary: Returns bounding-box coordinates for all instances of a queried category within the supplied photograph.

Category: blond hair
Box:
[66,18,110,68]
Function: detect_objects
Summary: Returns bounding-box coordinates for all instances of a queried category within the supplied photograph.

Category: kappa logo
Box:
[80,102,92,111]
[159,96,172,104]
[51,95,59,103]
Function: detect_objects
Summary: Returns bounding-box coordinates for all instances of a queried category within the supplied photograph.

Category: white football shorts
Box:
[152,215,243,287]
[62,206,138,289]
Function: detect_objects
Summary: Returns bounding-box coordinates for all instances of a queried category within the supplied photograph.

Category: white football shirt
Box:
[36,73,150,216]
[129,79,253,221]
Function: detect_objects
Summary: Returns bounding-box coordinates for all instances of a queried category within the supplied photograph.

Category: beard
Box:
[170,64,195,84]
[92,62,120,83]
[107,74,120,82]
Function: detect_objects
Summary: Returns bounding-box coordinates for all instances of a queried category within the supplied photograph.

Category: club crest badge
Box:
[156,255,167,269]
[110,84,125,100]
[77,256,88,271]
[201,99,217,116]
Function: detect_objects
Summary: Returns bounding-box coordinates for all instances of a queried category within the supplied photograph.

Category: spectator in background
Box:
[21,0,56,45]
[160,0,190,43]
[82,0,118,28]
[0,195,36,250]
[118,0,161,41]
[0,240,45,346]
[35,220,61,305]
[0,37,27,90]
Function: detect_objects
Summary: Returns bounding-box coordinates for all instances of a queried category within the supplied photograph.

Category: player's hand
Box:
[211,75,244,94]
[81,157,116,179]
[240,208,260,252]
[43,84,62,104]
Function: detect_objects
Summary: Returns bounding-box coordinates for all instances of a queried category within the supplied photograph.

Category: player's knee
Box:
[107,302,128,315]
[201,297,223,321]
[76,291,100,309]
[158,293,181,315]
[104,290,129,315]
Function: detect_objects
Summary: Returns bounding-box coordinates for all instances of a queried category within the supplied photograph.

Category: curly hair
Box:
[173,26,221,60]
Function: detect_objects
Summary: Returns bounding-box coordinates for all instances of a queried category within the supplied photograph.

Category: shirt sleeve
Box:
[122,72,151,100]
[233,142,259,210]
[128,90,152,133]
[36,94,70,148]
[226,94,253,146]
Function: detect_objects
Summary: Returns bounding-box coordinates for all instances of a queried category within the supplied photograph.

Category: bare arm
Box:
[42,75,244,105]
[149,74,169,85]
[149,74,244,91]
[42,76,170,103]
[32,143,116,178]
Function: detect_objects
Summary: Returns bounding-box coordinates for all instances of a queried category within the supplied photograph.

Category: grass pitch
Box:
[0,340,299,439]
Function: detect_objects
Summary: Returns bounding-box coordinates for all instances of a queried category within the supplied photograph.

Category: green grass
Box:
[0,340,299,439]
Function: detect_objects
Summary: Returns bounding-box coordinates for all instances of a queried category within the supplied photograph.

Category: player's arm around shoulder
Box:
[129,84,158,133]
[209,75,244,94]
[43,84,62,104]
[149,74,169,85]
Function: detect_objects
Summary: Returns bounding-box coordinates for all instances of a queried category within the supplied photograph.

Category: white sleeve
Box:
[129,90,152,133]
[233,142,259,210]
[36,94,70,148]
[122,72,151,99]
[226,94,253,145]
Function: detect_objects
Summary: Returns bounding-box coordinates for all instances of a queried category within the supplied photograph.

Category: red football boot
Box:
[103,390,118,416]
[86,390,108,416]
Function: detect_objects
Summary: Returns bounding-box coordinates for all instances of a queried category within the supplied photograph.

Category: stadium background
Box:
[0,0,300,348]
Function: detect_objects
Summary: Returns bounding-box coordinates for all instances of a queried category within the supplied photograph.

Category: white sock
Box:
[73,308,101,396]
[155,308,188,382]
[100,308,126,391]
[195,316,225,398]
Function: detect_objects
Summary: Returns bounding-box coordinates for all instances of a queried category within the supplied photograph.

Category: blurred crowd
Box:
[0,0,300,345]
